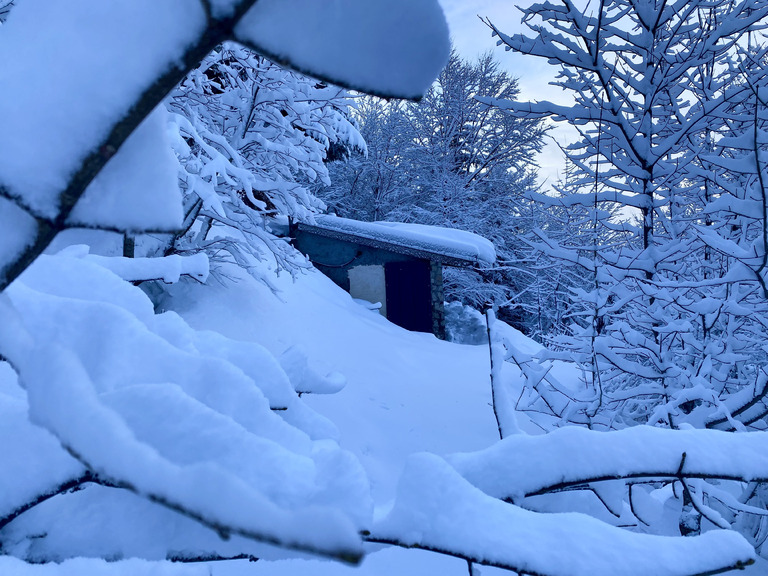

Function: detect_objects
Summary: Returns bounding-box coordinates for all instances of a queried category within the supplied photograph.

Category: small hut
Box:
[291,215,496,339]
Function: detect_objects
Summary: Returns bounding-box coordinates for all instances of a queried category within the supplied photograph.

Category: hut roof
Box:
[297,215,496,267]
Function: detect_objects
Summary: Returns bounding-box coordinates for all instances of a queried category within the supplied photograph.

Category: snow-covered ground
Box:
[3,243,766,575]
[169,264,501,507]
[166,262,768,576]
[164,263,505,575]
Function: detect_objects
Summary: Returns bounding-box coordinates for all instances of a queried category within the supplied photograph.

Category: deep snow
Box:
[165,263,768,576]
[2,246,766,574]
[167,263,501,506]
[165,263,506,576]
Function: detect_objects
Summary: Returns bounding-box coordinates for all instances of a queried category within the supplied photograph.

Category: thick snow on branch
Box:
[68,108,182,233]
[0,363,84,525]
[82,250,209,284]
[0,252,371,561]
[235,0,449,100]
[448,426,768,500]
[374,453,754,576]
[0,0,205,219]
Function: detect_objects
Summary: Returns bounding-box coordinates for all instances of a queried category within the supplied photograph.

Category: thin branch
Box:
[167,553,259,563]
[0,472,96,532]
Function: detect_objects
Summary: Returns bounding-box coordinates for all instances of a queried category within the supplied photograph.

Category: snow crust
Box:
[235,0,450,100]
[310,215,496,265]
[0,0,205,217]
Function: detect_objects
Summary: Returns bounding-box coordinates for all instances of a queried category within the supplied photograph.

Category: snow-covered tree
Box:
[320,96,411,222]
[483,0,768,557]
[319,50,547,326]
[166,43,364,285]
[485,0,768,425]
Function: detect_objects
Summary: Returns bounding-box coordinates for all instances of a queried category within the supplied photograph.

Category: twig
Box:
[168,553,259,563]
[485,308,504,440]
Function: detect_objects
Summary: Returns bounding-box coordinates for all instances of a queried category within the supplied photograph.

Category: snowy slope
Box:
[164,264,767,576]
[168,265,501,506]
[163,263,504,576]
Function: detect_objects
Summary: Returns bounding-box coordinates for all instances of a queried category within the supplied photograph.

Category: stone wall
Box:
[430,261,446,339]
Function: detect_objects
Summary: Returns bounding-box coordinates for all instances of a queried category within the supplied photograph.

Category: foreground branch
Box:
[363,534,753,576]
[0,0,259,292]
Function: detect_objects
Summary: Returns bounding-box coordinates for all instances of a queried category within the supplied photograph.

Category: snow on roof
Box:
[298,215,496,267]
